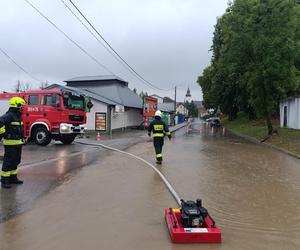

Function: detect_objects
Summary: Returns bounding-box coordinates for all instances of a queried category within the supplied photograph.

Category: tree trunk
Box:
[266,115,273,135]
[228,107,238,121]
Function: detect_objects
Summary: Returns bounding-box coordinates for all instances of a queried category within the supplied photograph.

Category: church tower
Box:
[185,87,192,103]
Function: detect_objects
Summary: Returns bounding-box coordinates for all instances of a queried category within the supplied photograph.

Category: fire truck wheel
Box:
[60,135,76,145]
[33,127,51,146]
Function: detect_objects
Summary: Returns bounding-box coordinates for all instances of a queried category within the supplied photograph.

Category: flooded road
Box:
[1,122,300,249]
[0,134,146,222]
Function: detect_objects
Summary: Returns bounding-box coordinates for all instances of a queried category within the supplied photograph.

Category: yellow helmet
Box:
[9,97,26,108]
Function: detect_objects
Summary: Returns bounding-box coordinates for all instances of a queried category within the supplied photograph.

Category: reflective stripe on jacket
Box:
[148,117,170,138]
[0,125,5,135]
[0,108,24,145]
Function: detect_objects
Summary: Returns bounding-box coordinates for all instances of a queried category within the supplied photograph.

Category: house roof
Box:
[150,94,163,99]
[60,74,143,108]
[193,101,203,108]
[176,102,185,107]
[65,75,126,83]
[158,103,175,113]
[64,86,119,105]
[45,84,119,105]
[79,85,142,109]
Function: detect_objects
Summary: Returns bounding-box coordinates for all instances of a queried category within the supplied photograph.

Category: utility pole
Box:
[174,86,177,112]
[174,86,177,125]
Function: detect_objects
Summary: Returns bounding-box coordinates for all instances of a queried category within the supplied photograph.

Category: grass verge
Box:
[222,114,300,157]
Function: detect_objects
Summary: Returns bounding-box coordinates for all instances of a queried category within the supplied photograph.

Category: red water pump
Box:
[165,199,221,243]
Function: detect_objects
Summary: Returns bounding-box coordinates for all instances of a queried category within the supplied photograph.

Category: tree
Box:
[13,80,32,92]
[39,81,49,89]
[197,66,218,110]
[245,0,299,134]
[198,0,300,134]
[186,101,198,117]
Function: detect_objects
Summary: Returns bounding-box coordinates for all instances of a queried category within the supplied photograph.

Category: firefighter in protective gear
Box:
[147,110,171,164]
[0,96,26,189]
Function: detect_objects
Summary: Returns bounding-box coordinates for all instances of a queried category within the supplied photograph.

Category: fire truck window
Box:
[42,94,57,107]
[28,95,39,105]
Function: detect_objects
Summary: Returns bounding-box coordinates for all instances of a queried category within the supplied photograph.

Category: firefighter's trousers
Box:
[1,145,22,178]
[153,137,164,162]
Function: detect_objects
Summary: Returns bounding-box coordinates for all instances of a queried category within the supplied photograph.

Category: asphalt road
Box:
[1,122,300,250]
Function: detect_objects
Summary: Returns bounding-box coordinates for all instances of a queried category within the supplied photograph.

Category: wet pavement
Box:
[0,130,149,222]
[1,121,300,249]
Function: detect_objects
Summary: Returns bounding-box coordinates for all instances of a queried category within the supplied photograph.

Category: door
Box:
[283,106,287,127]
[41,94,61,131]
[22,94,41,137]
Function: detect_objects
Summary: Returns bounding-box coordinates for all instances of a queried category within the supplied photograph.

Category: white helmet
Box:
[155,110,162,117]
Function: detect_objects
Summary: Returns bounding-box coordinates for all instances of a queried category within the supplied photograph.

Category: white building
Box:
[280,97,300,129]
[47,75,143,133]
[176,103,185,115]
[149,94,164,103]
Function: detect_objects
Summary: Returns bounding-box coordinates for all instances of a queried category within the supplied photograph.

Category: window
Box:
[41,94,58,107]
[28,95,39,105]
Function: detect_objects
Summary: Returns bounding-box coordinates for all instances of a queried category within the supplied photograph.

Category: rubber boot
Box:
[10,175,23,185]
[156,156,162,165]
[1,176,12,189]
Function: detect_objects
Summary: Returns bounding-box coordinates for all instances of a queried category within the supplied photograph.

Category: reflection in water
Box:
[0,123,300,249]
[0,187,17,222]
[166,121,300,249]
[56,160,67,176]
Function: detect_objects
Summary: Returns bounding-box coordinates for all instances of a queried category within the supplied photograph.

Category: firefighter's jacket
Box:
[0,108,24,145]
[148,118,171,138]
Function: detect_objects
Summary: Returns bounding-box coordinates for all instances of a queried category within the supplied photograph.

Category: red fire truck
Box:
[0,89,90,146]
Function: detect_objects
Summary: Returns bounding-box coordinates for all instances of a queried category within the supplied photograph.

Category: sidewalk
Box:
[0,122,187,157]
[80,122,187,141]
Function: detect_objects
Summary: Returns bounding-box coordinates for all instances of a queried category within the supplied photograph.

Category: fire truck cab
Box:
[0,89,89,146]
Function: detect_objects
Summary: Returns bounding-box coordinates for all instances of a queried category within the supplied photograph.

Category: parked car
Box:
[206,117,221,128]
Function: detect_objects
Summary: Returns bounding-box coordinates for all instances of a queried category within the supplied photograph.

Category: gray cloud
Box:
[0,0,228,101]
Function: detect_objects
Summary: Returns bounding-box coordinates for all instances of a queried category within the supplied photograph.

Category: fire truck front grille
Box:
[69,114,84,122]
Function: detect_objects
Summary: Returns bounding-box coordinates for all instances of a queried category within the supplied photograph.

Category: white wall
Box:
[280,98,300,129]
[87,100,143,131]
[111,108,143,130]
[86,99,108,130]
[176,104,185,115]
[0,100,9,115]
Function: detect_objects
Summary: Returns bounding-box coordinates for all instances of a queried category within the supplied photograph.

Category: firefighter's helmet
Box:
[155,110,162,118]
[9,97,26,108]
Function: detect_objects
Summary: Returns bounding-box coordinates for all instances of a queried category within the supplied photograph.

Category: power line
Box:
[24,0,115,75]
[0,47,42,82]
[67,0,171,92]
[59,0,127,72]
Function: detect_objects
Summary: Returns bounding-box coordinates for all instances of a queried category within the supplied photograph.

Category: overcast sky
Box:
[0,0,228,101]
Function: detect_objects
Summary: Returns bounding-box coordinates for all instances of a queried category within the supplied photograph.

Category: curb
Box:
[226,128,300,159]
[170,122,187,133]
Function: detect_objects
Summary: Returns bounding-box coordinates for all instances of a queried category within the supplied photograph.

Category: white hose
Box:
[76,141,182,206]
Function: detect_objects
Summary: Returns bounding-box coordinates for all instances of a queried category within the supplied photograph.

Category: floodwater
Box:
[1,122,300,250]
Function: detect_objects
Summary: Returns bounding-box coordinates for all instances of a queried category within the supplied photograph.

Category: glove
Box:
[148,132,151,137]
[168,135,172,140]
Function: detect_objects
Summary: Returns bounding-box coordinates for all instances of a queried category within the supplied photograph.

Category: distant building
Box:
[193,101,206,117]
[176,102,185,115]
[163,96,174,103]
[280,97,300,129]
[157,102,175,113]
[149,94,163,103]
[184,88,192,103]
[47,75,143,132]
